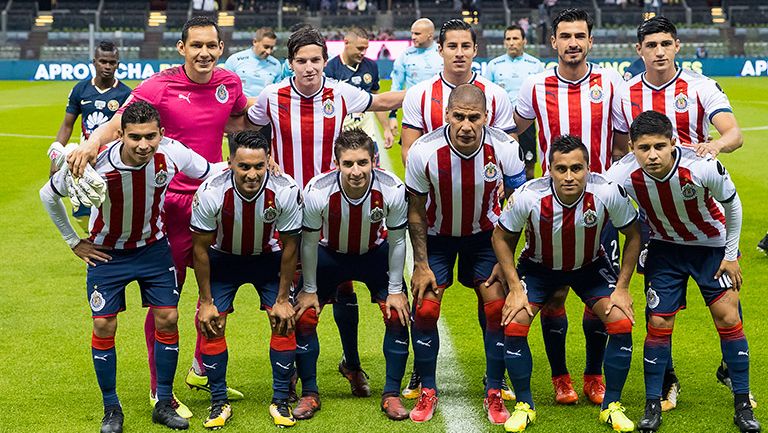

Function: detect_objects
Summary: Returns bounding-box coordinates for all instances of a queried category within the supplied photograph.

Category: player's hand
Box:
[294,291,320,320]
[383,127,395,149]
[501,283,533,326]
[268,156,283,176]
[388,118,399,136]
[411,263,438,306]
[269,299,296,335]
[198,301,222,338]
[695,140,721,158]
[605,286,635,324]
[67,142,99,177]
[484,263,508,291]
[72,239,112,266]
[715,259,743,291]
[385,292,410,327]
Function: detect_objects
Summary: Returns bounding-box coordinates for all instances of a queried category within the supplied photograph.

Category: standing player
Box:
[67,16,250,412]
[617,16,747,411]
[40,102,223,432]
[485,24,545,179]
[405,85,527,424]
[512,8,629,406]
[191,131,302,428]
[492,135,641,433]
[606,111,759,433]
[294,128,411,421]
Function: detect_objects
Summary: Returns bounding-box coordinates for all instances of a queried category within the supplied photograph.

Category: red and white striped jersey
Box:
[50,137,215,249]
[303,168,407,255]
[247,77,373,187]
[405,126,527,237]
[190,170,303,255]
[498,174,637,271]
[401,72,516,134]
[617,68,733,147]
[605,147,735,247]
[515,63,625,174]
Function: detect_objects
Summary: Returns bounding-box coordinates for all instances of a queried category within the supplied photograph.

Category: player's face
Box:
[439,30,477,75]
[411,23,433,48]
[177,25,223,77]
[446,101,487,148]
[336,147,373,193]
[93,50,119,80]
[632,134,677,177]
[230,147,268,196]
[504,29,526,58]
[290,45,327,89]
[637,32,680,75]
[345,36,369,65]
[550,149,588,200]
[119,122,164,166]
[253,36,277,60]
[551,20,592,66]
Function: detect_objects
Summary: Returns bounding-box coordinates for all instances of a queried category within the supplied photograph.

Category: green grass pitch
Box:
[0,77,765,432]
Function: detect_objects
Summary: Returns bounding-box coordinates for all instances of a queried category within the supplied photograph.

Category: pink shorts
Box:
[164,191,194,275]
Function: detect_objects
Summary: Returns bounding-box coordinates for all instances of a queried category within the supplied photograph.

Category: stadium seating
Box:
[7,0,37,31]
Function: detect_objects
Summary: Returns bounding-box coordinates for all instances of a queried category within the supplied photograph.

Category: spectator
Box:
[696,45,709,59]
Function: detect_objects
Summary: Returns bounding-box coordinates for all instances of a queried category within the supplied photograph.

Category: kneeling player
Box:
[606,111,760,433]
[191,131,302,428]
[493,135,641,432]
[39,101,223,432]
[294,128,411,421]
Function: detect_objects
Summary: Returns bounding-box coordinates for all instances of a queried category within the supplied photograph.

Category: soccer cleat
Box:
[402,370,422,400]
[152,399,190,430]
[757,233,768,255]
[583,374,606,405]
[660,372,681,412]
[288,371,299,403]
[717,363,758,408]
[100,404,124,433]
[381,394,410,421]
[185,368,244,401]
[203,399,232,430]
[293,393,321,420]
[150,391,193,419]
[504,402,536,432]
[338,359,371,397]
[501,379,516,401]
[552,374,579,404]
[638,399,662,433]
[599,401,635,432]
[409,388,438,423]
[484,389,511,425]
[269,401,296,428]
[734,402,762,433]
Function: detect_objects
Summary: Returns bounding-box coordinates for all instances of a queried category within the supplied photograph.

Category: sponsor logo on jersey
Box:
[589,84,604,103]
[95,100,106,110]
[263,206,278,223]
[90,288,105,312]
[85,112,109,131]
[107,99,119,111]
[322,99,335,117]
[370,206,384,223]
[483,161,499,182]
[351,76,362,85]
[674,93,689,112]
[646,286,660,309]
[681,182,697,200]
[582,209,598,228]
[154,169,168,187]
[216,84,229,104]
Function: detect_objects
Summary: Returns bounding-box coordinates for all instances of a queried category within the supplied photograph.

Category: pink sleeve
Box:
[230,77,248,114]
[117,75,163,114]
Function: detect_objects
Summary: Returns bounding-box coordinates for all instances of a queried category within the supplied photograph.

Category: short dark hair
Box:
[504,24,525,39]
[637,16,678,43]
[95,40,118,57]
[181,16,221,43]
[228,130,271,157]
[549,134,589,165]
[287,27,328,61]
[346,26,370,40]
[552,8,594,36]
[121,101,161,130]
[438,19,477,46]
[334,128,375,161]
[447,83,486,112]
[254,27,277,41]
[629,111,674,143]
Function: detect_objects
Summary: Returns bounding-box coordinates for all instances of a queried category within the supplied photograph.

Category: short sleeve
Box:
[535,60,545,74]
[339,81,373,114]
[611,78,629,134]
[370,63,380,92]
[515,76,536,120]
[498,137,527,190]
[169,140,212,179]
[223,55,236,71]
[404,145,430,195]
[247,86,271,126]
[385,182,408,230]
[484,59,497,81]
[699,78,733,123]
[190,184,220,233]
[389,54,405,91]
[490,89,517,133]
[700,157,737,202]
[276,181,303,234]
[229,77,248,114]
[401,85,424,131]
[301,185,324,231]
[604,182,638,229]
[498,188,530,233]
[65,85,80,115]
[118,76,163,114]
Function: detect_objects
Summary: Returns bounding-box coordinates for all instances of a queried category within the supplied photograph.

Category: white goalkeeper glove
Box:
[49,142,107,209]
[48,141,80,170]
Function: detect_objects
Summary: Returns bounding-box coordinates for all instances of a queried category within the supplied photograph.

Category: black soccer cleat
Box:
[757,233,768,255]
[152,399,190,430]
[100,405,124,433]
[734,402,762,433]
[638,399,662,432]
[717,360,733,390]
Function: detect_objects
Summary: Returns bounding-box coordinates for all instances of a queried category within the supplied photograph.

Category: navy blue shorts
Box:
[427,230,496,289]
[518,256,617,309]
[86,238,179,318]
[643,240,730,316]
[209,248,282,313]
[72,205,90,218]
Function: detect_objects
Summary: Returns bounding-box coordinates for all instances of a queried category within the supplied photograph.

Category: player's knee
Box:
[414,299,441,330]
[540,305,567,319]
[483,299,504,331]
[582,304,599,319]
[605,318,633,335]
[378,302,403,328]
[544,287,569,309]
[646,320,674,342]
[201,335,227,355]
[153,307,179,333]
[647,314,674,331]
[92,316,117,337]
[504,322,531,337]
[270,333,297,352]
[296,309,319,335]
[712,309,741,330]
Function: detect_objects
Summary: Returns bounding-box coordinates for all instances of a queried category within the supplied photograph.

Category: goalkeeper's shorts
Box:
[72,205,91,218]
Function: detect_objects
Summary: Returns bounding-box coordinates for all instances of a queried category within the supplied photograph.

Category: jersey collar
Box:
[91,77,119,94]
[550,178,586,209]
[108,140,152,171]
[290,76,326,99]
[440,71,477,89]
[337,170,374,206]
[443,125,486,160]
[640,66,682,92]
[231,170,268,202]
[641,147,681,182]
[554,63,593,86]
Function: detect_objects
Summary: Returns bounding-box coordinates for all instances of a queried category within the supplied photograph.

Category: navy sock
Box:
[476,291,487,333]
[412,299,440,391]
[719,323,750,394]
[644,326,672,400]
[92,344,119,407]
[483,300,505,391]
[504,330,534,408]
[270,332,296,401]
[201,349,228,402]
[333,286,360,369]
[381,305,410,395]
[602,332,632,408]
[540,307,569,377]
[583,307,608,376]
[154,331,179,402]
[296,310,320,395]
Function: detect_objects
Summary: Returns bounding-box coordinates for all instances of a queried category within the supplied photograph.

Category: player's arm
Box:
[369,90,406,112]
[612,132,630,161]
[374,108,396,149]
[513,111,534,136]
[192,230,222,337]
[407,192,437,305]
[706,112,743,156]
[400,127,423,166]
[385,227,410,326]
[491,225,532,324]
[67,113,122,177]
[273,232,299,334]
[54,112,78,147]
[609,220,641,323]
[226,97,262,133]
[718,192,743,290]
[296,229,321,318]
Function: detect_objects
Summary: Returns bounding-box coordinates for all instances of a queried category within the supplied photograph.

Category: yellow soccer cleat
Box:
[270,401,297,428]
[504,402,536,432]
[402,371,421,400]
[185,367,245,400]
[150,391,193,419]
[599,401,635,432]
[203,400,232,430]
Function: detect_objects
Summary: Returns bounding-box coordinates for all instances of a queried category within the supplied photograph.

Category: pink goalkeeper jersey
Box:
[119,66,248,193]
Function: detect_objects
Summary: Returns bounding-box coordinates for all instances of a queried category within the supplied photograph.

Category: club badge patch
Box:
[582,209,598,227]
[646,286,660,309]
[483,161,499,182]
[363,73,373,84]
[107,99,120,111]
[263,206,278,223]
[638,248,648,268]
[681,183,697,200]
[154,170,168,187]
[674,93,689,113]
[370,206,384,223]
[192,193,200,209]
[589,84,604,103]
[90,288,105,312]
[215,84,229,104]
[323,99,335,117]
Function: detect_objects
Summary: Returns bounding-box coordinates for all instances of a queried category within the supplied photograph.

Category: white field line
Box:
[0,132,55,139]
[380,148,481,433]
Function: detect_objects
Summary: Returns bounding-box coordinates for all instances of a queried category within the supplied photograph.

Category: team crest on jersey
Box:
[215,84,229,104]
[363,73,372,84]
[370,206,385,223]
[639,247,648,268]
[154,169,168,187]
[95,100,106,110]
[582,209,598,228]
[263,206,278,223]
[681,183,697,200]
[323,99,335,117]
[588,84,604,103]
[483,162,499,182]
[674,93,689,112]
[108,99,119,111]
[90,287,105,312]
[646,286,660,309]
[192,193,200,209]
